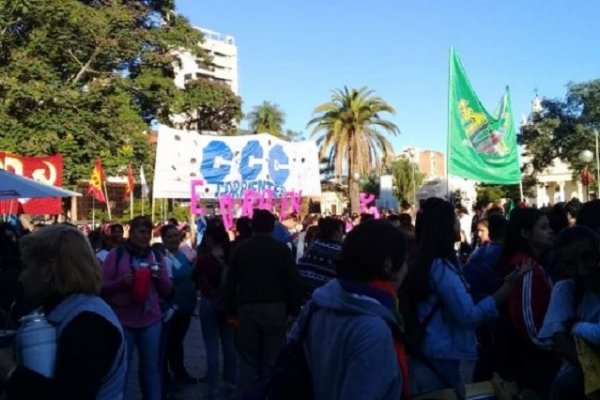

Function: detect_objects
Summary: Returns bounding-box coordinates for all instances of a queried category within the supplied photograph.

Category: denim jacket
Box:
[417,258,499,361]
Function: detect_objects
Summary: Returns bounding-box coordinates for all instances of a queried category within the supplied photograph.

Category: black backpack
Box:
[241,303,317,400]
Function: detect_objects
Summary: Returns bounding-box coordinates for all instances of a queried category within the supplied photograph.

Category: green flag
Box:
[448,48,521,184]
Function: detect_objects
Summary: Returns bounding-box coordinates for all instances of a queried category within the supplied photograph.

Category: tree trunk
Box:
[348,134,359,214]
[349,173,360,214]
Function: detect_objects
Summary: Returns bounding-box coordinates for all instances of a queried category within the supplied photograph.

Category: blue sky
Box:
[176,0,599,154]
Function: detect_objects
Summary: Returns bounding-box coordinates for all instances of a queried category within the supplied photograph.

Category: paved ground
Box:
[126,311,211,400]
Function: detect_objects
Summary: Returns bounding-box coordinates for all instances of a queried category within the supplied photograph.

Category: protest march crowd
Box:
[0,197,599,400]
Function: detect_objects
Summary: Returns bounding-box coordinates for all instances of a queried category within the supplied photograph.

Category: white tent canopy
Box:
[0,168,80,200]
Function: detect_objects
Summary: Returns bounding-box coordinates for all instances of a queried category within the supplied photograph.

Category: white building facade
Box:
[174,27,238,95]
[533,158,584,206]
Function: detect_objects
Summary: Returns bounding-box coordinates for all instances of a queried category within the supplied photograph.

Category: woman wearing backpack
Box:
[102,216,173,400]
[407,198,527,396]
[289,220,409,399]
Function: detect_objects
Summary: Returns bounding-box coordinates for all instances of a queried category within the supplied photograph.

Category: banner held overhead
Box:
[153,125,322,199]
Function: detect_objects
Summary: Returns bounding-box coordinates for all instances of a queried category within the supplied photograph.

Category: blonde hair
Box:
[19,224,101,296]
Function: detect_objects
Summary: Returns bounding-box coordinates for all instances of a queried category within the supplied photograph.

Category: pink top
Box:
[101,247,173,329]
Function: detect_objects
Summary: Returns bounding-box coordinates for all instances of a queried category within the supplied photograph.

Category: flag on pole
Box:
[448,48,521,184]
[124,164,135,200]
[88,158,106,203]
[140,166,149,199]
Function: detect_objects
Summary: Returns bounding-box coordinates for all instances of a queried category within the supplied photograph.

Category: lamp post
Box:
[579,149,594,202]
[407,149,417,209]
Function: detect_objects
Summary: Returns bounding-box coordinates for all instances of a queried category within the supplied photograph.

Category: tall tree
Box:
[282,129,305,142]
[520,80,600,185]
[0,0,234,186]
[390,158,424,207]
[247,101,285,137]
[308,86,399,213]
[175,77,242,134]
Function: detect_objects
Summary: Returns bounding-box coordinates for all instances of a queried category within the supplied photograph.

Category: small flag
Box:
[89,158,106,203]
[124,164,135,200]
[140,166,149,199]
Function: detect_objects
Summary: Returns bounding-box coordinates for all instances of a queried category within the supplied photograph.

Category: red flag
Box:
[124,164,135,200]
[88,158,106,203]
[0,153,64,214]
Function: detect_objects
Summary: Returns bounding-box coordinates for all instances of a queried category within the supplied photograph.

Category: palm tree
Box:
[308,87,399,213]
[246,101,286,137]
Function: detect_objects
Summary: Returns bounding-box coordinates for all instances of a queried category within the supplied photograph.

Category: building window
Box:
[196,59,212,70]
[183,73,192,82]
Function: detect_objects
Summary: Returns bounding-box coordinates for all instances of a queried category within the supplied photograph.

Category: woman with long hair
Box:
[495,208,559,397]
[407,198,525,396]
[196,220,237,400]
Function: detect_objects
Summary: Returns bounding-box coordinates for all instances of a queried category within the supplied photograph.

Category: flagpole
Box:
[130,191,134,219]
[519,180,524,202]
[103,181,112,220]
[92,195,95,228]
[151,196,155,222]
[141,196,145,216]
[446,47,452,201]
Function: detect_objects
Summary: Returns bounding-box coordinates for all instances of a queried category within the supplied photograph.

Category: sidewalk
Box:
[126,313,209,400]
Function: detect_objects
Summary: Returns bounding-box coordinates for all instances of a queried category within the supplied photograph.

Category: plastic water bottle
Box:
[16,311,57,378]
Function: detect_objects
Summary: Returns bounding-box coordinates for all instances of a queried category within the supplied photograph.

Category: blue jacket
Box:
[463,242,503,302]
[289,279,402,400]
[418,258,498,361]
[540,279,600,345]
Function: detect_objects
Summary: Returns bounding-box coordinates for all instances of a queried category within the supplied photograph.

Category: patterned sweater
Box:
[297,240,342,302]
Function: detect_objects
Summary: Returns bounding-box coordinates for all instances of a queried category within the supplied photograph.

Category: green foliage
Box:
[247,101,286,138]
[390,158,423,206]
[282,129,305,142]
[360,175,380,197]
[175,78,242,134]
[476,185,506,206]
[308,86,399,213]
[0,0,211,187]
[520,80,600,183]
[476,180,534,207]
[119,198,153,223]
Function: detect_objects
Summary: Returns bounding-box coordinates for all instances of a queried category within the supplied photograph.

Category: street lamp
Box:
[407,149,417,209]
[579,149,594,201]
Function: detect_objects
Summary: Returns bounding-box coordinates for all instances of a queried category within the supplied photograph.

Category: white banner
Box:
[153,125,322,199]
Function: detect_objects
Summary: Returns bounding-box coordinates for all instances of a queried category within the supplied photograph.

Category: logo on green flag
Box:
[448,48,521,184]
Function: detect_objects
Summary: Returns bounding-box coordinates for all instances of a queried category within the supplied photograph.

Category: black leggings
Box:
[166,311,192,376]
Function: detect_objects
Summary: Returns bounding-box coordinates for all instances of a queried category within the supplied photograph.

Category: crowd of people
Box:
[0,197,599,399]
